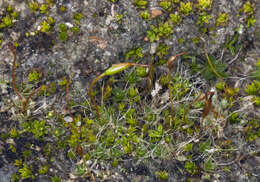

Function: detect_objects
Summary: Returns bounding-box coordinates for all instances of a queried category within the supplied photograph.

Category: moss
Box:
[59,5,67,12]
[38,165,49,175]
[125,46,143,60]
[169,12,182,24]
[197,0,213,10]
[247,16,256,27]
[109,0,119,2]
[203,159,216,172]
[40,20,52,33]
[9,128,19,138]
[128,87,139,99]
[28,70,42,83]
[253,96,260,106]
[156,170,169,180]
[156,43,170,58]
[59,23,67,32]
[180,2,193,15]
[1,15,13,27]
[197,12,212,26]
[134,0,148,9]
[58,77,68,86]
[28,1,39,12]
[192,36,200,44]
[136,66,148,77]
[245,80,260,95]
[72,26,80,33]
[242,1,255,15]
[73,12,84,21]
[39,3,49,14]
[228,112,240,124]
[140,10,150,20]
[147,22,173,42]
[59,31,68,42]
[216,12,229,27]
[185,161,198,175]
[51,176,61,182]
[18,164,35,180]
[115,13,124,23]
[245,119,260,142]
[159,0,172,11]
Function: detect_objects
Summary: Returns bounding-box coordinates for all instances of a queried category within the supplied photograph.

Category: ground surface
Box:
[0,0,260,182]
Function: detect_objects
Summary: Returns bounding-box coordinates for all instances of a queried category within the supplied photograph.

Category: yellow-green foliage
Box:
[197,0,213,10]
[245,80,260,95]
[242,1,255,15]
[197,12,212,26]
[160,0,172,11]
[40,17,55,33]
[140,10,150,20]
[169,12,182,24]
[147,22,173,42]
[28,70,42,83]
[134,0,148,9]
[180,2,193,15]
[0,5,19,29]
[216,12,229,27]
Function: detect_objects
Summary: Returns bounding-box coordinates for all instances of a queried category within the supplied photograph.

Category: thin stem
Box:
[66,72,75,121]
[9,43,23,101]
[89,73,105,119]
[22,88,37,113]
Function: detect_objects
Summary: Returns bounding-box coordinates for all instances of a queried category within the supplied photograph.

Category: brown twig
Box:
[22,88,37,113]
[89,73,105,120]
[8,42,23,101]
[66,72,75,121]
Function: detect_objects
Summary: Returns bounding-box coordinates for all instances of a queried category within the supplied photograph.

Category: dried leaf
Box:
[89,36,108,49]
[151,8,163,19]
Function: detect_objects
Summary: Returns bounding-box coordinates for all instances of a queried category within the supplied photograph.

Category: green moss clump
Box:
[159,0,172,11]
[73,12,84,21]
[39,3,49,14]
[140,10,150,20]
[216,12,229,27]
[0,6,20,29]
[109,0,118,3]
[185,161,198,175]
[156,43,170,58]
[242,1,255,15]
[134,0,148,9]
[59,31,68,42]
[40,19,54,33]
[169,12,182,24]
[156,170,169,180]
[197,12,212,26]
[28,70,42,83]
[180,2,193,15]
[59,5,67,12]
[147,22,173,42]
[197,0,213,10]
[245,80,260,95]
[28,1,39,12]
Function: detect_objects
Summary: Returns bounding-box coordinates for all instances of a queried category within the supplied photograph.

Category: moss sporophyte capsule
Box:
[104,63,132,76]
